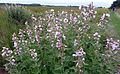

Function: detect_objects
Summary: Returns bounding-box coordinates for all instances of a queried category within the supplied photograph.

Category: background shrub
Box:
[6,5,31,24]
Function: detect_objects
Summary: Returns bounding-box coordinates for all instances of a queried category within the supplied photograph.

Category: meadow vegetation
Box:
[0,3,120,74]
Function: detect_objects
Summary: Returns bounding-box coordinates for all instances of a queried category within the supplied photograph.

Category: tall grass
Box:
[110,11,120,38]
[0,8,25,66]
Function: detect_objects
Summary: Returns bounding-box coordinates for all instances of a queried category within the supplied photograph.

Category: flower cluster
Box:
[78,3,97,34]
[45,10,69,48]
[12,33,19,49]
[1,20,42,70]
[80,2,96,22]
[25,15,43,44]
[106,38,120,51]
[55,31,63,49]
[72,48,86,72]
[2,47,13,58]
[74,39,79,47]
[1,47,15,65]
[98,13,110,27]
[29,49,37,59]
[93,32,101,43]
[12,32,22,55]
[72,47,86,57]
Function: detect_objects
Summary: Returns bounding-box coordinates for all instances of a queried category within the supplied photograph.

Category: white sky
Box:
[0,0,116,7]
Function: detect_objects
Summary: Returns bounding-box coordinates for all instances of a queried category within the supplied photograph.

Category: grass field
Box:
[110,12,120,37]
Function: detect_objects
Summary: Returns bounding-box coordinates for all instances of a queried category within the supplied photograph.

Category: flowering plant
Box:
[1,3,120,74]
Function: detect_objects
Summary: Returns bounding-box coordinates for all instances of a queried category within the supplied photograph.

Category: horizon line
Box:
[0,2,110,8]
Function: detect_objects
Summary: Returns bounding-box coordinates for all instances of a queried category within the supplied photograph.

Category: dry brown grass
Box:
[26,6,80,13]
[0,7,5,16]
[116,8,120,14]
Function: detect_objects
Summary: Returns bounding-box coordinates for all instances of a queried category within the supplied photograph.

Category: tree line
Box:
[110,0,120,8]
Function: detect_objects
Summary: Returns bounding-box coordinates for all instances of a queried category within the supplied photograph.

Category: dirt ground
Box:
[0,67,8,74]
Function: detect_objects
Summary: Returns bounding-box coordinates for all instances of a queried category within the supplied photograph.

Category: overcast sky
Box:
[0,0,116,7]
